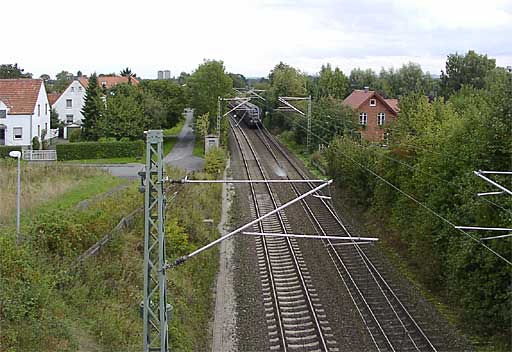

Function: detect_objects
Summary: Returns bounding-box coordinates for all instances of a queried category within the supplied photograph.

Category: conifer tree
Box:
[81,73,103,140]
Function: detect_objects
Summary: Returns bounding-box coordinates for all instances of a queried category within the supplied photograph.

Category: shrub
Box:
[204,147,226,175]
[68,129,81,143]
[32,136,40,150]
[56,140,144,160]
[0,146,22,158]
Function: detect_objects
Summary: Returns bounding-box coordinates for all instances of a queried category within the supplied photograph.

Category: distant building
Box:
[157,70,171,80]
[507,66,512,73]
[342,88,399,142]
[0,79,51,147]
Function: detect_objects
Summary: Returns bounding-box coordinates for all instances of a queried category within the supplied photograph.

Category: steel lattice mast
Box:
[142,130,169,352]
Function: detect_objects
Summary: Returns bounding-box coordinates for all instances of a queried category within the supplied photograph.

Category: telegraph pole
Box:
[307,95,312,151]
[142,130,170,352]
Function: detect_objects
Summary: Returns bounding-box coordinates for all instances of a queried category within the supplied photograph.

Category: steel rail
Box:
[256,125,438,352]
[231,119,330,351]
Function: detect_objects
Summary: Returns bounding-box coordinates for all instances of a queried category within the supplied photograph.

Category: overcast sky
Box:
[2,0,511,79]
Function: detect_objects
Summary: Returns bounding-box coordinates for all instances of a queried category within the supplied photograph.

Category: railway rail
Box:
[230,118,338,352]
[235,121,439,352]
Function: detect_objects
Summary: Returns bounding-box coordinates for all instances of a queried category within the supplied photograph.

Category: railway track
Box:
[237,122,440,352]
[230,119,339,352]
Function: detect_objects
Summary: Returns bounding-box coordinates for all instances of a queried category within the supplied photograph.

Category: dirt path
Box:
[211,159,237,352]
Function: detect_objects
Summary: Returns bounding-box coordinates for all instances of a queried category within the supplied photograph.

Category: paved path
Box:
[163,109,204,172]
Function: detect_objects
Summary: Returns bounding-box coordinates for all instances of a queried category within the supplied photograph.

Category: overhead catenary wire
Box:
[331,144,512,266]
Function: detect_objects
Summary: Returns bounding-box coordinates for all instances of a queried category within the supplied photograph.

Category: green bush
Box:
[68,129,81,143]
[204,147,226,175]
[32,136,40,150]
[0,146,22,158]
[56,140,144,160]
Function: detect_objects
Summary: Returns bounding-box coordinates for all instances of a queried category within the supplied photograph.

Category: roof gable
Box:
[343,89,398,116]
[78,75,139,89]
[0,79,43,114]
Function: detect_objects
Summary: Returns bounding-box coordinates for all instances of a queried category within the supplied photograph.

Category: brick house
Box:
[342,88,399,142]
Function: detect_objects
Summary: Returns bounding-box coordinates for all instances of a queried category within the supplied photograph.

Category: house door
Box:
[0,125,5,145]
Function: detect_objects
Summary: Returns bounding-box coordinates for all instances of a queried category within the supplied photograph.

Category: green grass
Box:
[163,136,178,156]
[193,137,204,157]
[164,119,185,136]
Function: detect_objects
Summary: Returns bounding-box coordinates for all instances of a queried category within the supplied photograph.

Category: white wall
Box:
[1,113,32,146]
[53,80,86,137]
[32,82,51,143]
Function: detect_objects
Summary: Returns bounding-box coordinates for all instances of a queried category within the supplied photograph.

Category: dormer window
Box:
[369,99,376,107]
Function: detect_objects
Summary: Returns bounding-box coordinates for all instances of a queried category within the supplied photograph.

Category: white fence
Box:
[22,150,57,161]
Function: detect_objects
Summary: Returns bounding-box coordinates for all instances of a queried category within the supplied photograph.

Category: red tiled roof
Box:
[0,79,43,114]
[47,92,61,105]
[78,75,139,89]
[385,98,399,113]
[342,89,398,116]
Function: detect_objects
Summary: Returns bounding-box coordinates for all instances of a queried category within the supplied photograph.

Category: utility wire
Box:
[332,144,512,266]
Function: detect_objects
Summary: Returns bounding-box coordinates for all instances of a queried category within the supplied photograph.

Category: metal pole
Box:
[474,171,512,195]
[142,130,169,352]
[217,96,221,137]
[16,156,20,244]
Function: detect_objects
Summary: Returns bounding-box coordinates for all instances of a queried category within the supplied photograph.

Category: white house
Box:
[49,79,87,139]
[0,79,51,147]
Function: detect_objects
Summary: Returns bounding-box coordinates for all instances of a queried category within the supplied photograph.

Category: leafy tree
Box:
[39,74,51,81]
[81,74,104,141]
[440,50,496,98]
[177,72,190,85]
[194,112,210,140]
[54,71,73,93]
[267,62,307,105]
[349,68,377,90]
[50,108,61,129]
[228,73,247,88]
[187,60,233,117]
[316,63,350,99]
[0,63,32,78]
[140,79,188,128]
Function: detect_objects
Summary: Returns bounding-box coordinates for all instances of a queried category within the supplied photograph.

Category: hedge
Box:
[56,141,144,161]
[0,146,22,158]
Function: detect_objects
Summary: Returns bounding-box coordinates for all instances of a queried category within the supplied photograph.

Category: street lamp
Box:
[9,150,21,244]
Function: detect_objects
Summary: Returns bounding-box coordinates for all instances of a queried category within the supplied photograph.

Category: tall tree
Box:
[0,63,32,78]
[316,64,350,99]
[228,73,247,88]
[140,79,188,128]
[349,68,377,90]
[81,74,104,141]
[440,50,496,98]
[187,59,233,117]
[54,71,73,92]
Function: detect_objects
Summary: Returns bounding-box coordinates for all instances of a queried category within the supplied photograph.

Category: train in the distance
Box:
[228,99,262,128]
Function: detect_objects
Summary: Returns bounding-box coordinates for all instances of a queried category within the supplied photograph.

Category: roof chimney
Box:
[364,86,369,93]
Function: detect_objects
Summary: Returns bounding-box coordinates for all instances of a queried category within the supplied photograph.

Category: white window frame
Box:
[66,99,72,108]
[13,127,22,139]
[369,98,376,107]
[377,112,386,126]
[66,114,74,123]
[359,112,368,125]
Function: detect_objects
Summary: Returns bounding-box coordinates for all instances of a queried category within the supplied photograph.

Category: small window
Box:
[66,99,72,108]
[78,86,82,91]
[66,114,74,123]
[369,99,376,107]
[45,123,48,131]
[71,87,75,92]
[101,82,107,88]
[38,104,41,116]
[377,112,386,125]
[38,125,40,136]
[45,103,48,115]
[13,127,22,139]
[359,112,368,125]
[0,110,6,118]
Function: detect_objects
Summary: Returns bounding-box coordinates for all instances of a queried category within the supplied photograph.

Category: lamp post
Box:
[9,150,21,244]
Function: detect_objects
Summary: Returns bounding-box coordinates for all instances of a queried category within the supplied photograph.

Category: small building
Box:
[342,88,399,142]
[0,79,51,147]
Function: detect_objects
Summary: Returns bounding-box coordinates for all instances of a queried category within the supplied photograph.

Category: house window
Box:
[0,110,6,118]
[45,103,48,115]
[45,123,48,131]
[369,99,376,107]
[38,125,40,136]
[71,87,75,92]
[359,112,368,125]
[377,112,386,125]
[13,127,22,139]
[101,82,107,88]
[38,104,41,116]
[66,114,74,123]
[78,86,82,92]
[66,99,72,108]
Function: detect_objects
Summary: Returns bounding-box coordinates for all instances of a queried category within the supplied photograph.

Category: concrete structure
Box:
[342,88,399,142]
[50,79,87,139]
[0,79,51,147]
[163,70,171,79]
[157,70,164,79]
[205,135,219,153]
